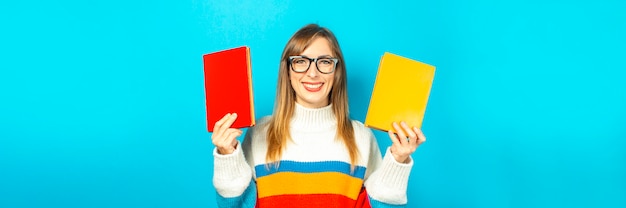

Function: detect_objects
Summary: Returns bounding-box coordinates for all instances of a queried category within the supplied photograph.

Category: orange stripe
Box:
[256,171,363,200]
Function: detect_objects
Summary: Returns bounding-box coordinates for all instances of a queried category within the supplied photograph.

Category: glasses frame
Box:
[288,55,339,74]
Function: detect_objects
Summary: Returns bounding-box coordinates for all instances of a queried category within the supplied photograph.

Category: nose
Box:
[306,62,319,78]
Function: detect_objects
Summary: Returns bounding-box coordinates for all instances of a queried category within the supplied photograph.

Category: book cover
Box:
[364,52,435,132]
[203,46,255,132]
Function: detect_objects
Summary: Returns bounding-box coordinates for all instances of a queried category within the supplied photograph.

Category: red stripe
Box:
[256,188,371,208]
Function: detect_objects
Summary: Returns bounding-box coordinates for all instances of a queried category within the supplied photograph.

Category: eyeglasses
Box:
[288,55,339,74]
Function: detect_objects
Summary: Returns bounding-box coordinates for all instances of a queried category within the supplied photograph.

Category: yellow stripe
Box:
[256,172,364,200]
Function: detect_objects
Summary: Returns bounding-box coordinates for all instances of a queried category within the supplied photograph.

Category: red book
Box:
[203,46,255,132]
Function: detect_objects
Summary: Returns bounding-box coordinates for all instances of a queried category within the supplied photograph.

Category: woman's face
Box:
[289,37,336,108]
[289,37,335,108]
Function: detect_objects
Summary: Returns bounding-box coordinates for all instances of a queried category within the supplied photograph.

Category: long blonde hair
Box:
[266,24,358,169]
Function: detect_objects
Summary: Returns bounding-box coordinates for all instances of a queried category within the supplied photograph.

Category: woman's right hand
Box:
[211,113,242,155]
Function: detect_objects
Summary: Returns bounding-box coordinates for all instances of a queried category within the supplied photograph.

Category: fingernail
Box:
[232,113,237,117]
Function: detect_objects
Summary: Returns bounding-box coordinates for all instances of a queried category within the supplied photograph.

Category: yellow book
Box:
[365,52,436,132]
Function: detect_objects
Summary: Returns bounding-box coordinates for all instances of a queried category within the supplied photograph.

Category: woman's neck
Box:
[290,103,336,131]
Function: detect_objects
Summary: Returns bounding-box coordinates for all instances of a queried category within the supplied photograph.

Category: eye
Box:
[294,59,308,64]
[318,59,332,65]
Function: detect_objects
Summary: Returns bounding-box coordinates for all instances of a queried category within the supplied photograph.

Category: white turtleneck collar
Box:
[290,102,337,131]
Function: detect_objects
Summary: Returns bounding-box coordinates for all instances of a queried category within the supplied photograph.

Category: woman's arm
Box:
[212,113,256,208]
[362,122,426,207]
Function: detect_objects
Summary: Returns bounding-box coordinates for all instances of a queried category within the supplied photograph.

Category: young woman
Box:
[211,24,426,208]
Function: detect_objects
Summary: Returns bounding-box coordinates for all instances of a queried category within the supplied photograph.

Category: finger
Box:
[388,130,402,147]
[392,122,408,145]
[230,134,240,147]
[223,129,242,151]
[388,129,410,163]
[226,128,243,140]
[401,122,417,144]
[221,113,239,131]
[215,113,238,140]
[414,127,426,145]
[216,129,239,150]
[221,128,242,144]
[232,130,242,147]
[213,113,231,139]
[214,113,231,129]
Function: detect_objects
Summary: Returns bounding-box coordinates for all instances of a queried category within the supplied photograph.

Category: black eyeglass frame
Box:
[288,55,339,74]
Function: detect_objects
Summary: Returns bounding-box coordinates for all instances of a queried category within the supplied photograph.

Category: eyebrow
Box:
[299,54,333,58]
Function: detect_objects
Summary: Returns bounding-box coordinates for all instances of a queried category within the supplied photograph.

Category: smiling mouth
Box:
[303,82,323,92]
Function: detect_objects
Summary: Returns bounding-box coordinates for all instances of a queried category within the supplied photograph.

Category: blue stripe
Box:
[369,197,406,208]
[216,180,257,208]
[255,160,367,179]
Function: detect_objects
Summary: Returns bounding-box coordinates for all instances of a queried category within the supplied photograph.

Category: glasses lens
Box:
[317,58,336,73]
[292,58,310,72]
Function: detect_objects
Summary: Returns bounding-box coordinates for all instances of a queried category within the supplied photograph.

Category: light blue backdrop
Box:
[1,0,625,207]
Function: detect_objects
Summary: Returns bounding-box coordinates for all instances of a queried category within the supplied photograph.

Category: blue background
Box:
[1,0,625,207]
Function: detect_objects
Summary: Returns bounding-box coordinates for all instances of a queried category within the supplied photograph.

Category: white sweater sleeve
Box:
[363,129,414,205]
[212,141,253,198]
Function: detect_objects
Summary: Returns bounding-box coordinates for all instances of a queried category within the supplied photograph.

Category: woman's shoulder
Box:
[249,116,272,132]
[244,116,272,145]
[257,116,273,126]
[350,119,375,139]
[350,119,366,129]
[350,119,378,160]
[350,119,370,130]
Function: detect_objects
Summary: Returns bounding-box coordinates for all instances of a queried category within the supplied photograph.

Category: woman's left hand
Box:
[388,121,427,163]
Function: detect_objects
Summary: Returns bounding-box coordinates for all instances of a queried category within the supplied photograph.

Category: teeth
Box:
[304,83,322,89]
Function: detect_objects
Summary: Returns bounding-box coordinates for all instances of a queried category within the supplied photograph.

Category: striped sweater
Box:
[213,103,414,207]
